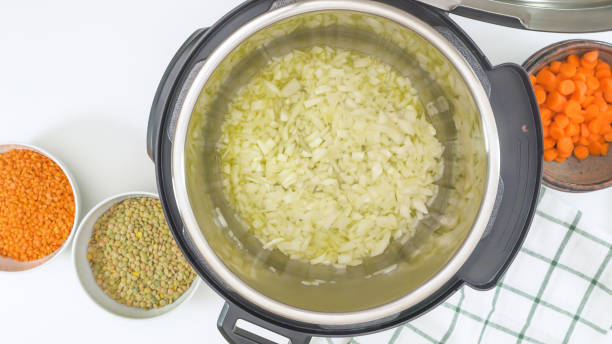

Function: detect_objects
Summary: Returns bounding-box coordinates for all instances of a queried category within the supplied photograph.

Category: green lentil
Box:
[87,197,196,310]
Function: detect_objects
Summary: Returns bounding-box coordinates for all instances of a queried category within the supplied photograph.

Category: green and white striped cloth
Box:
[313,188,612,344]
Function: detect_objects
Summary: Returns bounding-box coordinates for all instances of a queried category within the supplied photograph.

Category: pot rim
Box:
[170,0,500,326]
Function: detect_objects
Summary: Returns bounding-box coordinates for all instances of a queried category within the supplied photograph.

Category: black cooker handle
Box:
[147,28,209,161]
[458,63,542,290]
[218,302,312,344]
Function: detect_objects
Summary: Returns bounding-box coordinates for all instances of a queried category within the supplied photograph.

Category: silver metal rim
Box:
[171,0,500,325]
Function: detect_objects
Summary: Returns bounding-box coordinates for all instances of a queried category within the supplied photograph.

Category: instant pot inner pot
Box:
[184,10,488,312]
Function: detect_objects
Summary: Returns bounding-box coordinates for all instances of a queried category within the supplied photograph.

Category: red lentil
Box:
[0,149,75,261]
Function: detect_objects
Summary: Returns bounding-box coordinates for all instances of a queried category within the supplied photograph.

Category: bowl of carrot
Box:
[524,40,612,192]
[0,143,81,272]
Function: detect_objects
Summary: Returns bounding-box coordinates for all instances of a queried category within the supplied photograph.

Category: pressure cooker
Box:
[145,0,571,342]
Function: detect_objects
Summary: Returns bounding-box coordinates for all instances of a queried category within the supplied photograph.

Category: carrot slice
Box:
[558,79,576,95]
[573,73,586,82]
[534,85,546,104]
[589,141,602,155]
[564,99,581,117]
[547,91,566,112]
[596,69,612,79]
[593,96,608,112]
[543,137,555,149]
[579,136,590,146]
[605,131,612,142]
[596,60,610,70]
[557,136,574,154]
[581,58,598,69]
[537,68,556,86]
[550,122,565,140]
[574,145,589,160]
[567,54,580,67]
[602,143,610,155]
[555,114,570,128]
[565,122,580,137]
[581,123,590,137]
[550,60,562,73]
[586,76,600,90]
[544,148,557,161]
[583,50,599,63]
[529,74,537,86]
[559,62,576,78]
[578,67,595,76]
[589,120,602,134]
[585,104,600,121]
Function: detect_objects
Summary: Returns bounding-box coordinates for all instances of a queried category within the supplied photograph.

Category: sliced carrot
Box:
[596,69,612,79]
[581,123,590,137]
[558,79,575,95]
[529,74,537,86]
[583,95,595,107]
[588,119,602,134]
[543,148,558,161]
[596,60,610,70]
[593,96,608,112]
[573,73,586,82]
[547,91,566,112]
[537,68,556,86]
[559,63,576,78]
[583,50,599,63]
[602,143,610,155]
[550,60,562,73]
[567,54,580,67]
[534,85,546,104]
[543,125,550,138]
[585,104,600,121]
[577,67,595,76]
[581,58,598,69]
[589,133,602,143]
[557,136,573,154]
[579,136,590,146]
[554,114,570,128]
[565,122,580,137]
[550,122,565,140]
[543,137,555,149]
[574,145,589,160]
[564,99,581,117]
[605,131,612,142]
[586,76,600,90]
[589,141,602,155]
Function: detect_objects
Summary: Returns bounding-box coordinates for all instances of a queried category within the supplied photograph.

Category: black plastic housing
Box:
[147,0,542,342]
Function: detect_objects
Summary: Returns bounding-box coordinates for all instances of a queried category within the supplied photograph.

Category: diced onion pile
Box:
[218,46,444,266]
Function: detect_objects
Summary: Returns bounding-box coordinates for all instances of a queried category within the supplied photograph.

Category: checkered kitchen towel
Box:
[313,188,612,344]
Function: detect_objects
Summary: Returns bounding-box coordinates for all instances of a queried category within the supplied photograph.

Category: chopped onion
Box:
[219,46,443,266]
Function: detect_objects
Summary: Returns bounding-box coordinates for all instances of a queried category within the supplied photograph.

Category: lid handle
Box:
[218,302,312,344]
[459,63,542,289]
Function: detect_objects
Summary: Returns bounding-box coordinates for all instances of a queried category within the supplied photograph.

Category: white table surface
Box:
[1,1,611,343]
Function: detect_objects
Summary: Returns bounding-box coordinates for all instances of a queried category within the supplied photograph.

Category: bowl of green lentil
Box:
[72,191,200,318]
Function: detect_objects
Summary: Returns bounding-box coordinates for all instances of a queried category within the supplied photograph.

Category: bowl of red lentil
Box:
[0,143,80,272]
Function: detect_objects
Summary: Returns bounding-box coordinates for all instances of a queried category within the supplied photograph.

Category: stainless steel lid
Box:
[424,0,612,32]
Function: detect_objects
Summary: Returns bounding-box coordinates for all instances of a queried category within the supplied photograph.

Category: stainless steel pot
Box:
[147,1,542,343]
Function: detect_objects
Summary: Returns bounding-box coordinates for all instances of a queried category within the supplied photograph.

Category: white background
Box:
[1,1,611,343]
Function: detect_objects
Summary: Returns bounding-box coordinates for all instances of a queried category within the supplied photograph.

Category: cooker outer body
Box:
[147,0,542,341]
